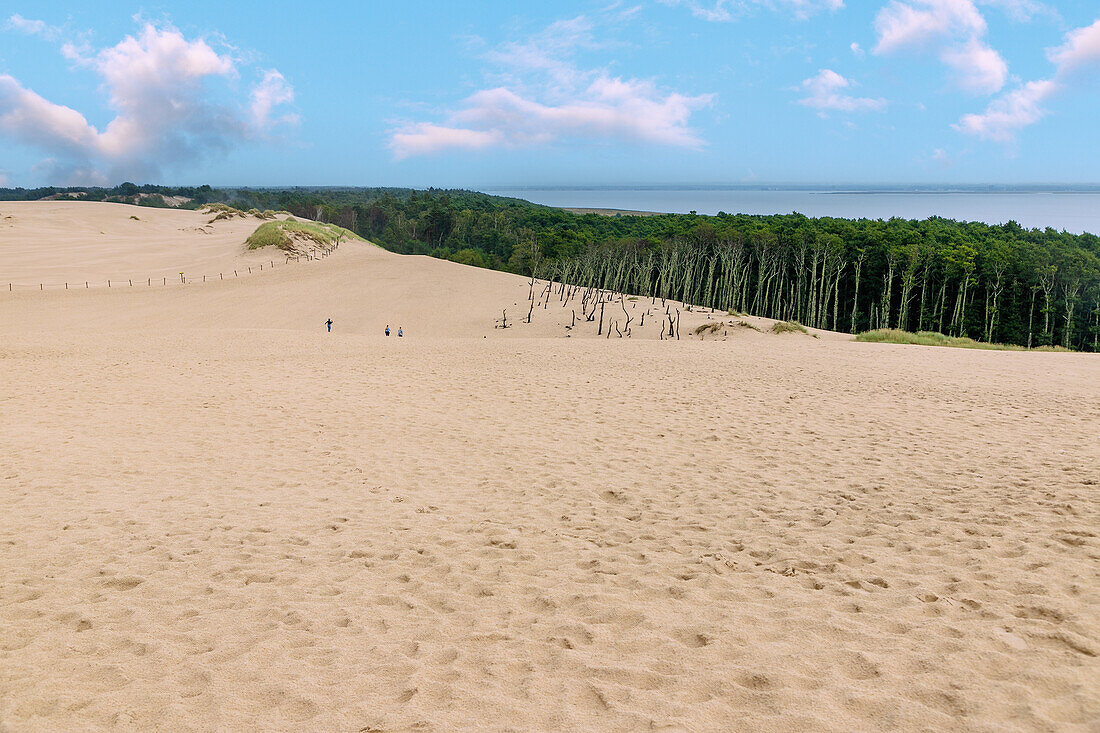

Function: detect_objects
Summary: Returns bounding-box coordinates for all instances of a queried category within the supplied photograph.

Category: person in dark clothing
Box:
[397,327,403,337]
[385,325,390,336]
[325,318,333,332]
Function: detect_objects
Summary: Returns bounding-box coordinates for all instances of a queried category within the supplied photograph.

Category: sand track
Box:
[0,203,1097,731]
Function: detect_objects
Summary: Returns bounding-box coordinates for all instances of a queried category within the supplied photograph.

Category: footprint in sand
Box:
[102,576,144,591]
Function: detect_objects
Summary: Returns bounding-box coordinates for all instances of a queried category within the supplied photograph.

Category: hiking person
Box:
[325,318,333,332]
[385,325,390,336]
[397,327,403,337]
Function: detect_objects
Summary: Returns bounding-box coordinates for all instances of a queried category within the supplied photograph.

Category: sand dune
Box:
[1,203,1097,731]
[0,203,818,341]
[0,201,286,288]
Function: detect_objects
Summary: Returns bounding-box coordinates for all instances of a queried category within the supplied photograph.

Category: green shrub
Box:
[694,322,722,335]
[449,248,490,269]
[771,321,808,334]
[246,219,364,251]
[856,329,1072,352]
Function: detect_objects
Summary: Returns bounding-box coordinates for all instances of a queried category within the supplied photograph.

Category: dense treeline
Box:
[538,215,1100,351]
[216,187,1099,350]
[0,183,219,207]
[3,185,1097,349]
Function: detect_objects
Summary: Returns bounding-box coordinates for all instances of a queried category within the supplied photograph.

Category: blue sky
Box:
[0,0,1097,187]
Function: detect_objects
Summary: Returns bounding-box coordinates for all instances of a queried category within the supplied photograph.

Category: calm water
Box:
[482,189,1100,235]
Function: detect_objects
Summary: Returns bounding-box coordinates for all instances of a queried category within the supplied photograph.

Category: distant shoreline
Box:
[491,185,1100,195]
[561,207,664,217]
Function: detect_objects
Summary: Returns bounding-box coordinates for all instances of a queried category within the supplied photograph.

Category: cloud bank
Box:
[660,0,844,22]
[0,19,295,184]
[390,15,713,158]
[955,18,1100,141]
[874,0,1008,94]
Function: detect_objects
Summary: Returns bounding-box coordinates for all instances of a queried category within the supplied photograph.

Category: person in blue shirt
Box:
[385,325,390,336]
[397,327,403,337]
[324,318,333,332]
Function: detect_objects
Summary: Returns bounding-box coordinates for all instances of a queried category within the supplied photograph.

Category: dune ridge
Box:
[1,202,1097,732]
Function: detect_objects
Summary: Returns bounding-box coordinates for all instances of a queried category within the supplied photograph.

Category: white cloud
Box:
[796,69,886,113]
[956,17,1100,142]
[5,13,60,40]
[954,79,1057,141]
[659,0,843,22]
[874,0,985,53]
[390,125,504,158]
[392,77,712,159]
[940,37,1008,93]
[483,16,597,91]
[977,0,1056,22]
[874,0,1007,94]
[250,70,296,128]
[850,42,865,58]
[0,75,100,154]
[0,23,295,184]
[391,16,712,158]
[1046,18,1100,72]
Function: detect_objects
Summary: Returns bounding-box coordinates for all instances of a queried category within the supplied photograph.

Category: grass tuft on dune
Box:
[771,320,808,335]
[857,329,1071,352]
[246,219,362,252]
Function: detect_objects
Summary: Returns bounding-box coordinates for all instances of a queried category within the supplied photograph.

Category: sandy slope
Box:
[0,201,279,288]
[0,203,1097,732]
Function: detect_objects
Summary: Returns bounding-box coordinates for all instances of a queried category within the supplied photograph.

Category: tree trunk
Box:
[850,255,864,333]
[1027,287,1038,348]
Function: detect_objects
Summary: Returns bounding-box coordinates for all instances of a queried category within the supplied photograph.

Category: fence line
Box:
[5,241,341,293]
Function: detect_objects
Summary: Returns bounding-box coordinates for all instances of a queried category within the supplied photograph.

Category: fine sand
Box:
[1,202,1097,732]
[0,201,281,288]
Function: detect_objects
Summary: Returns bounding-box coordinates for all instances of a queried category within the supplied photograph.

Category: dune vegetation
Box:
[210,187,1100,352]
[4,184,1098,350]
[771,320,808,335]
[856,328,1071,351]
[245,219,361,252]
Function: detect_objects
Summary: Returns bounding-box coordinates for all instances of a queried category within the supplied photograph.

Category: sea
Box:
[480,188,1100,236]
